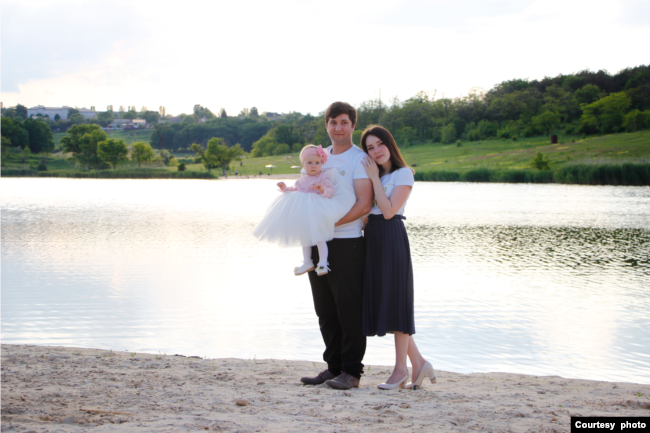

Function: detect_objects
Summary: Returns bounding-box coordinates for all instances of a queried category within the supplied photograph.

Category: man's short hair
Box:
[325,102,357,126]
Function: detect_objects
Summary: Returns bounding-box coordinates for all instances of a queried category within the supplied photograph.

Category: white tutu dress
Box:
[253,169,356,247]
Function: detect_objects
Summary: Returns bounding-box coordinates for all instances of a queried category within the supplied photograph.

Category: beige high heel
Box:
[377,370,409,390]
[404,361,436,390]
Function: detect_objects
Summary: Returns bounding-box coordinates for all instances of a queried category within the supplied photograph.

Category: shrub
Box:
[554,163,650,186]
[531,152,551,170]
[37,157,48,171]
[274,143,291,155]
[462,168,492,182]
[441,124,457,144]
[414,170,461,181]
[178,162,186,172]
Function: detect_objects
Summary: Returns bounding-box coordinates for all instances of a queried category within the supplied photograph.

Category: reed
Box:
[1,167,219,180]
[415,164,649,185]
[554,163,650,186]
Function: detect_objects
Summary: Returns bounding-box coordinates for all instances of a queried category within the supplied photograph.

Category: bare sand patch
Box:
[2,344,648,432]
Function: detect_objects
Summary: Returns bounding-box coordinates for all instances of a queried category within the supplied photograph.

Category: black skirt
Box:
[362,214,415,337]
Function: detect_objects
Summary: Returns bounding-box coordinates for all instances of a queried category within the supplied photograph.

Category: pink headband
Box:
[300,145,328,165]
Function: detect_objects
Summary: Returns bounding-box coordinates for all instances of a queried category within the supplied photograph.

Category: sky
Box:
[2,0,649,116]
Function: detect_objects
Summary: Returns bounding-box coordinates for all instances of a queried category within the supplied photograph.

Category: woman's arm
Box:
[362,157,411,220]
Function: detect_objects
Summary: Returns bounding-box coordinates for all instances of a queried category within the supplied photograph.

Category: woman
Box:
[360,125,435,390]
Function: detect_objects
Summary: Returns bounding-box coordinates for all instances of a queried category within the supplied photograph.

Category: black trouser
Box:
[309,237,366,379]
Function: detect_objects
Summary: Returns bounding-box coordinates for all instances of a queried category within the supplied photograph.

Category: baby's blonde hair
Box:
[299,144,319,164]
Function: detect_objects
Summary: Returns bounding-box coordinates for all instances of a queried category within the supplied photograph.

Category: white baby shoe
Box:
[294,262,315,276]
[316,264,330,276]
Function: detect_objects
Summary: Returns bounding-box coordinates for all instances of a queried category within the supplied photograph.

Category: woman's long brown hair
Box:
[360,125,413,177]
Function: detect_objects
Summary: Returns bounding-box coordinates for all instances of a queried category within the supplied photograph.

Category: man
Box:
[300,102,372,390]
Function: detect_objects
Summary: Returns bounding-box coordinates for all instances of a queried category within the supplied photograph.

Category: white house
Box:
[27,105,97,120]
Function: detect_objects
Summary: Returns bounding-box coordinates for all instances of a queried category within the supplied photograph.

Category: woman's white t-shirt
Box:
[369,167,415,216]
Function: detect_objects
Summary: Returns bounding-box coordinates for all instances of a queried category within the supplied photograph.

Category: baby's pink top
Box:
[282,172,334,198]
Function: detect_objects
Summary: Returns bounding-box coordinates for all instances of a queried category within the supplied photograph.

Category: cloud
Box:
[1,0,148,92]
[2,0,648,115]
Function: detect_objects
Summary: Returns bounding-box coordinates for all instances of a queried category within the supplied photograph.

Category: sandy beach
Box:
[1,344,649,432]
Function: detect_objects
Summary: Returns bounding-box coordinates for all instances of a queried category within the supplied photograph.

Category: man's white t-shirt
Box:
[369,167,415,216]
[302,144,368,238]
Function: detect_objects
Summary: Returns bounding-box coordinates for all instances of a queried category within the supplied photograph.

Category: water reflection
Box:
[1,179,649,384]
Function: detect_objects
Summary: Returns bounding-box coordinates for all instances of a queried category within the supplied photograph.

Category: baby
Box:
[253,144,355,276]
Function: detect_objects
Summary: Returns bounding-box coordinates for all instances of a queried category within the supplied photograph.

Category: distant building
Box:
[108,118,148,129]
[263,112,282,120]
[111,119,132,128]
[26,105,97,120]
[165,117,182,123]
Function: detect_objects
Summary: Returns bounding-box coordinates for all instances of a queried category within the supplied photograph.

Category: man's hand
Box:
[277,182,286,190]
[334,178,373,227]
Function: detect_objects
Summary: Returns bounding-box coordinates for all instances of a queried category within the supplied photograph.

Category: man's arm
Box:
[334,178,372,227]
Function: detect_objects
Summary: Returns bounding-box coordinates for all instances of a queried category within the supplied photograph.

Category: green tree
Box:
[193,104,215,120]
[141,110,160,124]
[251,135,278,157]
[69,113,86,125]
[249,107,259,118]
[531,151,550,170]
[274,124,303,147]
[60,124,108,170]
[182,115,197,125]
[191,142,220,172]
[441,124,456,143]
[22,118,55,153]
[122,110,138,120]
[574,84,602,105]
[274,143,291,155]
[532,111,561,136]
[97,111,114,127]
[20,146,32,163]
[1,117,30,149]
[15,104,28,119]
[580,92,632,133]
[98,138,129,169]
[131,141,155,167]
[1,136,12,160]
[215,141,244,175]
[622,109,650,132]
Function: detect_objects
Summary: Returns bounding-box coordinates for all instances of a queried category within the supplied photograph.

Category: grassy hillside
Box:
[6,130,649,182]
[230,130,650,176]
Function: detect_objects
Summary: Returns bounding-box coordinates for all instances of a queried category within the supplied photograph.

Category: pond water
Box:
[2,178,649,383]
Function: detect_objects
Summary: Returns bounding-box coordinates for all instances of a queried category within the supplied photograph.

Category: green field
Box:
[5,130,650,182]
[229,130,650,176]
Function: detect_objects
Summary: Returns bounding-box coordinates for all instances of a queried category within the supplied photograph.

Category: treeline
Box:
[149,117,272,153]
[1,117,55,156]
[34,124,242,175]
[415,163,650,186]
[249,65,650,156]
[3,65,648,160]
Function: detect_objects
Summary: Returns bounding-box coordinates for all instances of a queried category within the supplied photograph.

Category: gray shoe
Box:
[300,369,336,385]
[325,372,360,390]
